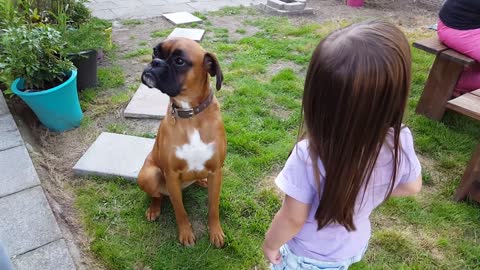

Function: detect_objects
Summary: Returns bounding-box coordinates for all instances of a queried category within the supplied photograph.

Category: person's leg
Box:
[438,20,480,61]
[455,65,480,95]
[437,20,480,94]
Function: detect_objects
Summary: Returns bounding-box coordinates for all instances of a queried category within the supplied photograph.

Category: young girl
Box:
[263,21,422,269]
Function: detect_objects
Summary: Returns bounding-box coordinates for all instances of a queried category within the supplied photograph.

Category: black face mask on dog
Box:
[141,44,192,97]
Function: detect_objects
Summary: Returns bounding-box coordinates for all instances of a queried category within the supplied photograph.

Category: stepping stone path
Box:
[168,28,205,41]
[163,12,205,43]
[263,0,313,15]
[73,132,155,181]
[124,83,170,119]
[163,11,202,25]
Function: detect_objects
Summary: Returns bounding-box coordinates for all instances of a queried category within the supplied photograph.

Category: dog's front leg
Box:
[165,171,195,246]
[208,169,225,248]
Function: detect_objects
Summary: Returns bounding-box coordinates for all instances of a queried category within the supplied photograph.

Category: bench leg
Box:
[455,143,480,203]
[416,56,464,120]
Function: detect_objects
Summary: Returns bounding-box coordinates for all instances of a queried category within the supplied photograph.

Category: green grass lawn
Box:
[74,8,480,270]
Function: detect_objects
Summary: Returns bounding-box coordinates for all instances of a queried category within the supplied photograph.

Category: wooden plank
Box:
[446,93,480,121]
[416,55,464,120]
[413,37,448,55]
[440,49,477,67]
[455,143,480,203]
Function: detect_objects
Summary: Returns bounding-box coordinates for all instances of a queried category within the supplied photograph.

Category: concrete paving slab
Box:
[168,28,205,41]
[163,12,202,25]
[124,84,170,119]
[0,145,40,198]
[187,0,240,12]
[0,92,9,116]
[88,0,262,20]
[120,4,196,19]
[73,132,155,181]
[0,114,23,151]
[12,239,75,270]
[0,186,62,256]
[91,9,117,20]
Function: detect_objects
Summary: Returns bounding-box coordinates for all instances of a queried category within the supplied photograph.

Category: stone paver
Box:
[73,132,155,181]
[0,186,62,257]
[0,145,41,198]
[168,28,205,41]
[163,11,202,25]
[12,239,75,270]
[0,114,23,151]
[0,92,9,116]
[124,83,170,119]
[87,0,264,20]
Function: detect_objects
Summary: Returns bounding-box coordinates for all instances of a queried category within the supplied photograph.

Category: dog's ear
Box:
[203,52,223,90]
[152,42,164,59]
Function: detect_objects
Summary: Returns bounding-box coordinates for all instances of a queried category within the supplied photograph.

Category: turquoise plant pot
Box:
[11,70,83,132]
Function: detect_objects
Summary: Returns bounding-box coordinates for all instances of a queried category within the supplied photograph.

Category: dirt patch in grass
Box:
[267,60,304,77]
[304,0,437,29]
[259,166,283,198]
[206,15,259,41]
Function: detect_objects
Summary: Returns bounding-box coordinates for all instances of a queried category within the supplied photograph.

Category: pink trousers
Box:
[437,20,480,96]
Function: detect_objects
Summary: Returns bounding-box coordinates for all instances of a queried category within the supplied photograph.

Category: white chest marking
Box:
[175,129,215,171]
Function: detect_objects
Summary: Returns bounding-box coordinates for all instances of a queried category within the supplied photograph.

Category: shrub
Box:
[0,25,74,91]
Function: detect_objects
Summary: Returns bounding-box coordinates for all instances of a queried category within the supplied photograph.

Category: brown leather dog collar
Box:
[171,91,214,119]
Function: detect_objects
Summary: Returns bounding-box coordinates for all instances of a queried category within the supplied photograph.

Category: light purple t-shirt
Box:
[275,127,421,262]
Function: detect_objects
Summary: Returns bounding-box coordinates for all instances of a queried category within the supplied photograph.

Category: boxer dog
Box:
[137,38,226,248]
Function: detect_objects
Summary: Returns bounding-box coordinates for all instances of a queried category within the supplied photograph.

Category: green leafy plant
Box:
[0,25,74,91]
[63,18,112,54]
[0,0,41,28]
[0,0,19,28]
[35,0,91,26]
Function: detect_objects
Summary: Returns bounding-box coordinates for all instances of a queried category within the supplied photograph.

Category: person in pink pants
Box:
[438,0,480,97]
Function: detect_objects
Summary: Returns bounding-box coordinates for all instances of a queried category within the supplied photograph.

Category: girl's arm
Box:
[263,195,311,264]
[391,174,422,197]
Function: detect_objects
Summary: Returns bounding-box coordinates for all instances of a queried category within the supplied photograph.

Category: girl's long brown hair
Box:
[301,21,411,231]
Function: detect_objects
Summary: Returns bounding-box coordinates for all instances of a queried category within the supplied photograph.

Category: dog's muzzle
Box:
[141,71,156,88]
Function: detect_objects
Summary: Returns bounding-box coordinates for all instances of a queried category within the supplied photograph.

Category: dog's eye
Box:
[175,58,185,66]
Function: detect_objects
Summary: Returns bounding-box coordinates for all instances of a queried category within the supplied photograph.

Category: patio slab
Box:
[124,84,170,119]
[168,28,205,41]
[0,186,62,257]
[87,0,264,20]
[163,11,202,25]
[73,132,155,181]
[11,239,75,270]
[0,114,23,151]
[0,145,41,198]
[0,92,9,116]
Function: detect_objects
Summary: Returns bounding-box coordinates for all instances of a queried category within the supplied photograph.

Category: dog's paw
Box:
[195,178,208,188]
[178,227,196,247]
[145,206,161,221]
[209,225,225,248]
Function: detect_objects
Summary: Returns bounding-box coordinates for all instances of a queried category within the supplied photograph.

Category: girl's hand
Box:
[262,242,281,265]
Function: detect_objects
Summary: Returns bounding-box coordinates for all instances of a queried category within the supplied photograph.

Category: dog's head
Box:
[141,38,223,98]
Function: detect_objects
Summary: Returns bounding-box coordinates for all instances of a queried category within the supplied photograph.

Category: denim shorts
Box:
[270,244,366,270]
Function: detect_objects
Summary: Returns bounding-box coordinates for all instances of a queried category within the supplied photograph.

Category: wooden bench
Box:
[413,37,480,203]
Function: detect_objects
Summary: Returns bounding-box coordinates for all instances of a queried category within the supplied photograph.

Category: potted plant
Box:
[0,25,83,132]
[63,18,111,91]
